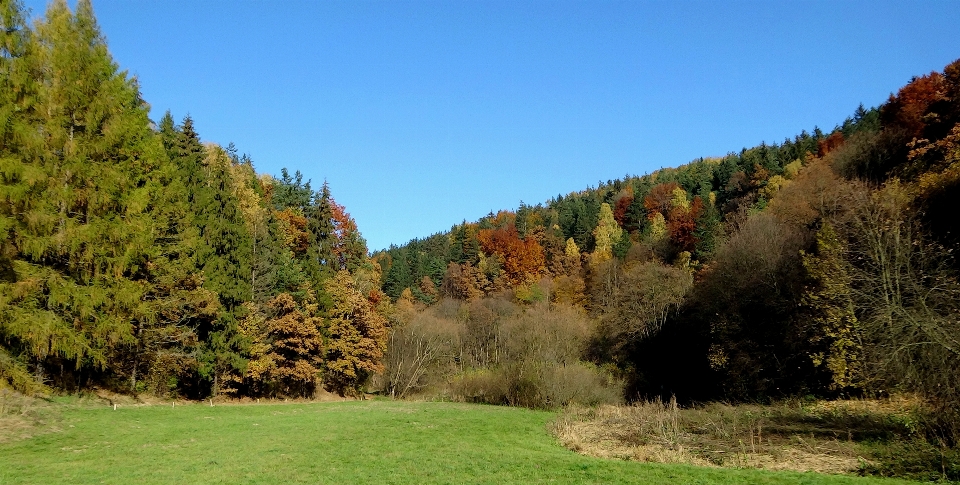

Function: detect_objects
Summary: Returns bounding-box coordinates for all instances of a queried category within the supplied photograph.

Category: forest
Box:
[3,0,960,463]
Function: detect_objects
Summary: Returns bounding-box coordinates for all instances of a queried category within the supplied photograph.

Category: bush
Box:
[381,295,623,408]
[451,362,622,409]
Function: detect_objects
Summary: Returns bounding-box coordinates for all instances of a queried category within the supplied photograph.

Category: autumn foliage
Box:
[881,71,945,138]
[643,182,680,217]
[274,208,310,254]
[477,223,545,286]
[668,196,704,253]
[323,271,389,396]
[613,194,634,226]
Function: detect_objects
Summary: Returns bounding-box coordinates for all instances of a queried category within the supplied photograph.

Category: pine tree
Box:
[193,145,253,395]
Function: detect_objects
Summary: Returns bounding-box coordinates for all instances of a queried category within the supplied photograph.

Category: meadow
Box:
[0,398,917,485]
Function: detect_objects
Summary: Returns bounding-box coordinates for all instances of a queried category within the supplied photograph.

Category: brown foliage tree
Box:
[477,224,545,286]
[667,196,703,253]
[881,71,945,138]
[643,182,680,217]
[441,262,486,300]
[817,131,846,157]
[329,198,368,271]
[274,208,310,255]
[614,194,634,227]
[262,293,325,396]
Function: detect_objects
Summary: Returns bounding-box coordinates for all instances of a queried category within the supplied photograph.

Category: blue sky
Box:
[22,0,960,251]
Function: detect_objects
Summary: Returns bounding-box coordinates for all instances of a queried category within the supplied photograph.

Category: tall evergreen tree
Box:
[304,182,336,288]
[0,0,162,390]
[194,147,253,395]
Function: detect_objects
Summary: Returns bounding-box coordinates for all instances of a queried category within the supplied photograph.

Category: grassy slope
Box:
[0,400,913,485]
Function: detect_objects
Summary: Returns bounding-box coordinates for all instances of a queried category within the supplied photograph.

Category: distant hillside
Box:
[375,58,960,429]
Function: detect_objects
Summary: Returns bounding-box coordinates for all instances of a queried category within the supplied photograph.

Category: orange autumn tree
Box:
[262,293,325,396]
[477,222,545,286]
[274,208,311,255]
[614,193,634,227]
[881,70,945,138]
[643,181,680,216]
[329,197,369,272]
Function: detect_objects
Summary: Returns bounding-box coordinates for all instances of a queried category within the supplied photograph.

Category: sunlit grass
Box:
[0,400,915,484]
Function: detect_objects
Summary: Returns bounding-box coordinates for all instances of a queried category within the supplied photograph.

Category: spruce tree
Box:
[195,150,252,394]
[304,182,336,288]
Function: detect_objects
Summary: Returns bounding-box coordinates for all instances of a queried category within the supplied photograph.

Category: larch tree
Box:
[0,0,165,391]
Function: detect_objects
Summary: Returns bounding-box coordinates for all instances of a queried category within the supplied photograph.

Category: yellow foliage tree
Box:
[801,222,861,390]
[323,270,388,396]
[591,203,622,263]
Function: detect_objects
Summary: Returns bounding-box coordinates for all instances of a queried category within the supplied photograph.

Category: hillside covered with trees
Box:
[3,0,960,453]
[376,57,960,435]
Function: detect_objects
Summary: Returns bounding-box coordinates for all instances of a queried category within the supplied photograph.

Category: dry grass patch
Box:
[0,390,61,443]
[551,397,931,476]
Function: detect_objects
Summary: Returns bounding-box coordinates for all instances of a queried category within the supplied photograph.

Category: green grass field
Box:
[0,400,915,484]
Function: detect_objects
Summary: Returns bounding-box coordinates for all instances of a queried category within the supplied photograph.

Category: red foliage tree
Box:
[667,196,704,253]
[477,223,545,286]
[881,71,945,138]
[817,132,845,157]
[643,182,680,219]
[614,195,634,227]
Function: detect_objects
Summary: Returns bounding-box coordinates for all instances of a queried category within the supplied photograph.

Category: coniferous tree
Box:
[194,145,253,395]
[305,182,336,288]
[0,0,165,390]
[160,115,253,395]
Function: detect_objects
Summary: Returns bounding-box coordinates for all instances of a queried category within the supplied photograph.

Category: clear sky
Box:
[21,0,960,251]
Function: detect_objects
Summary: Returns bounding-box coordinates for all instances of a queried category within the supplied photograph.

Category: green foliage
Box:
[0,1,394,398]
[0,0,164,388]
[305,182,336,285]
[4,13,960,481]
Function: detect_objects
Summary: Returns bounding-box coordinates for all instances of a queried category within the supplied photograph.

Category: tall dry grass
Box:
[551,397,941,476]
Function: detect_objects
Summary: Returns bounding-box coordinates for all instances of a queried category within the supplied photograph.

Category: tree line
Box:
[378,59,960,440]
[0,0,387,399]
